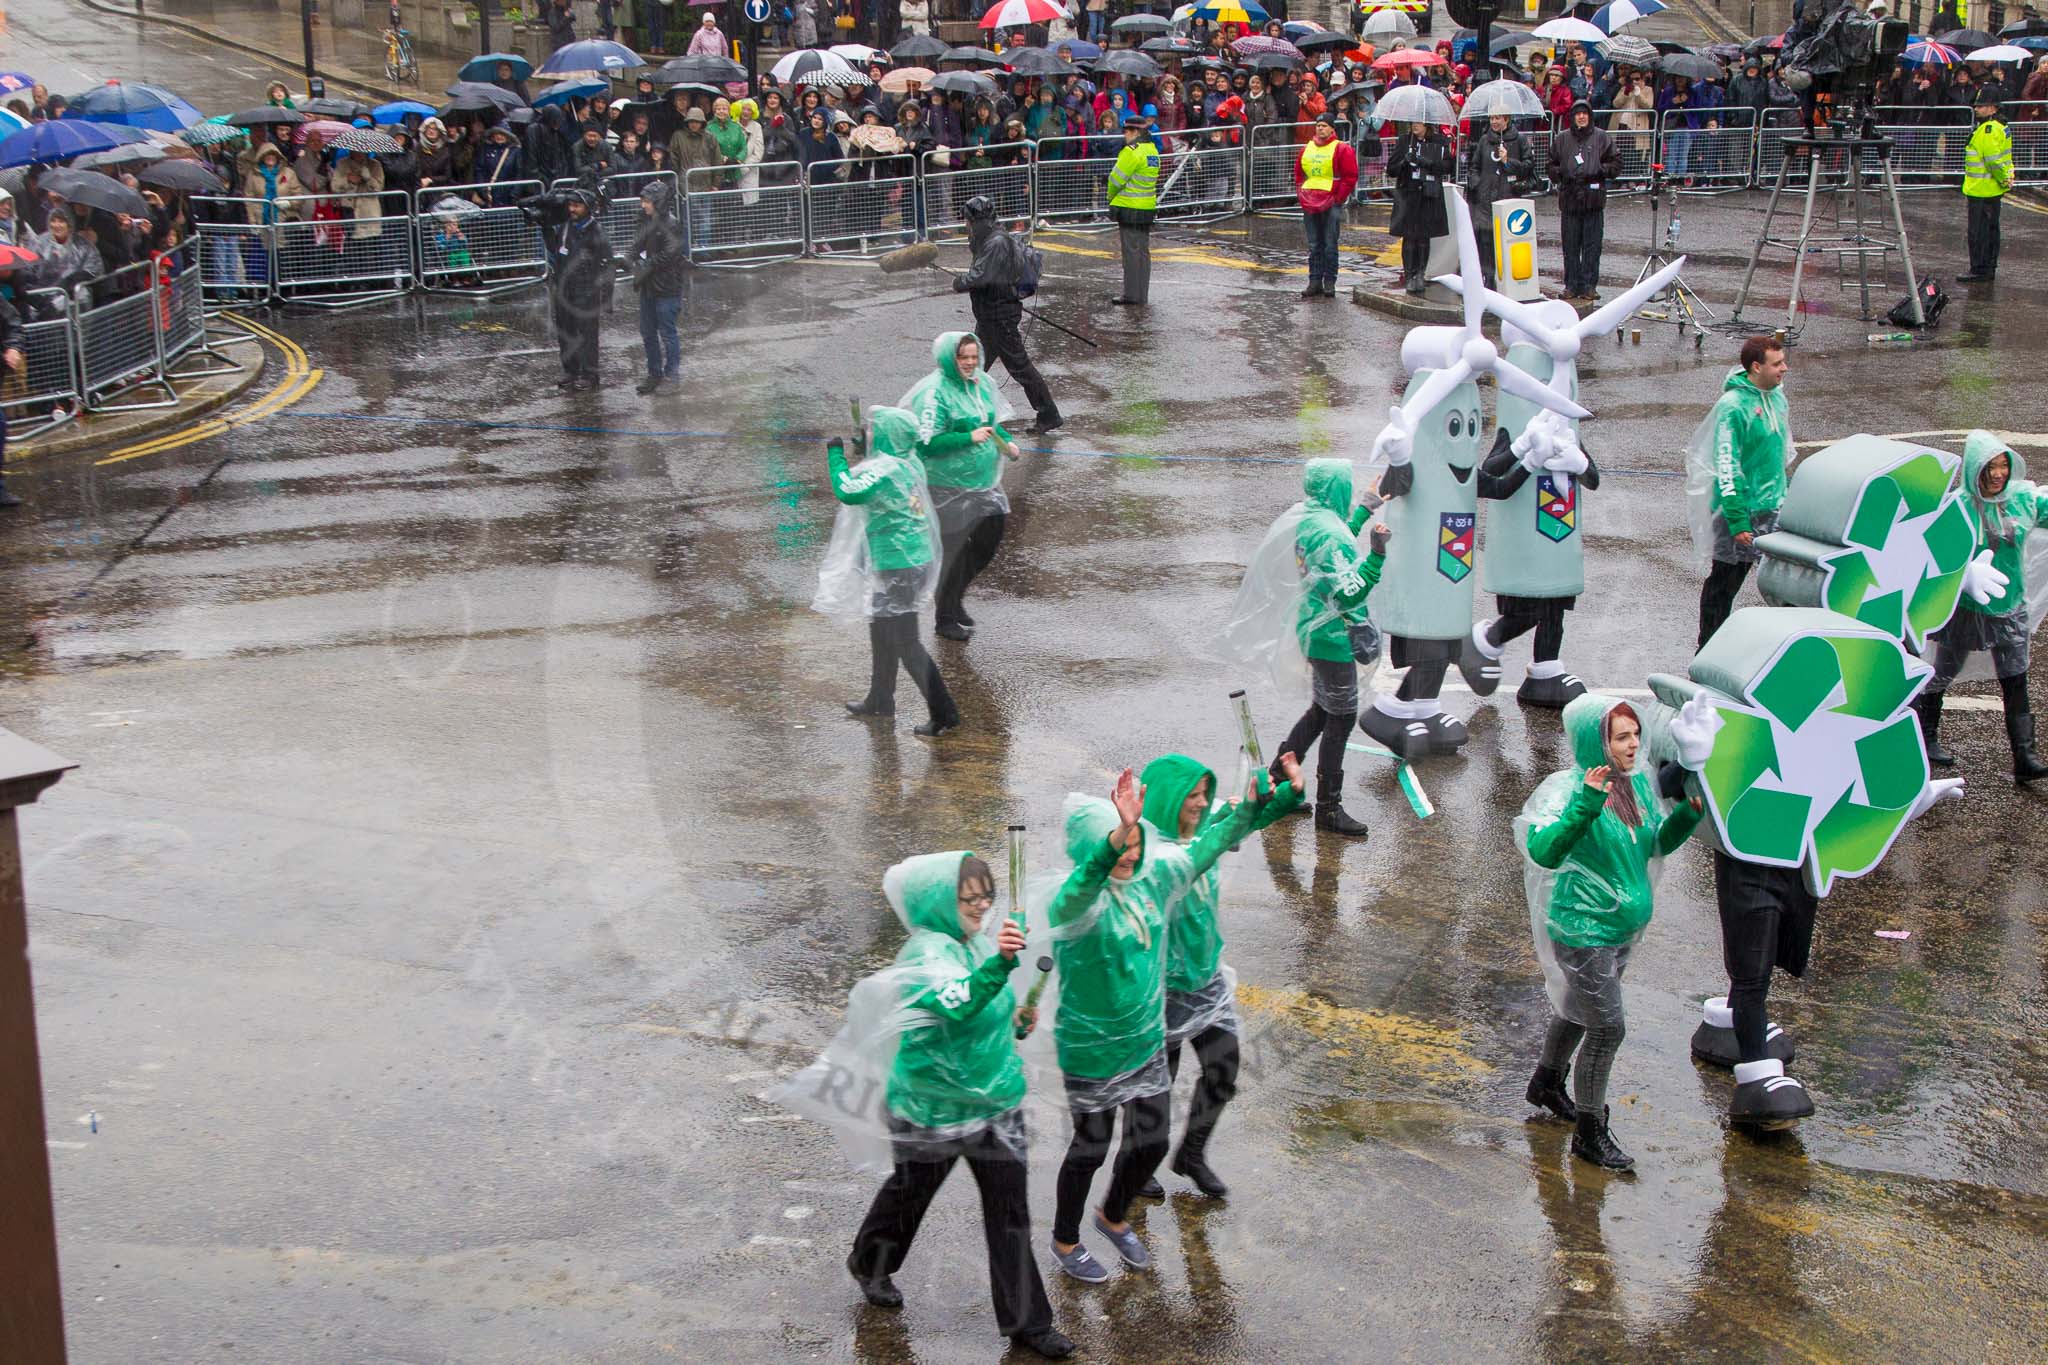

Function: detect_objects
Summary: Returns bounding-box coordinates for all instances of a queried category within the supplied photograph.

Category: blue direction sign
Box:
[744,0,771,23]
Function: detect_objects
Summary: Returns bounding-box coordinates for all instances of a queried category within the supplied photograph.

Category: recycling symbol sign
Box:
[1679,614,1932,895]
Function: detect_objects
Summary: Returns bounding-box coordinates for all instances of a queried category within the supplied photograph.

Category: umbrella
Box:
[459,52,532,82]
[1062,40,1104,59]
[1936,30,1996,52]
[1592,0,1667,32]
[1007,48,1083,77]
[429,195,483,216]
[139,158,225,193]
[1363,9,1417,40]
[2001,18,2048,38]
[300,97,375,121]
[658,82,724,100]
[0,119,148,169]
[1371,49,1448,71]
[228,106,305,126]
[441,82,527,114]
[2017,36,2048,52]
[1660,52,1724,81]
[879,66,936,93]
[1373,83,1457,126]
[926,70,1000,97]
[1604,33,1660,67]
[979,0,1070,27]
[1744,34,1786,53]
[40,168,150,216]
[771,49,856,84]
[1903,41,1962,67]
[179,122,246,147]
[533,77,608,108]
[1113,14,1171,34]
[943,47,1009,65]
[0,243,40,270]
[1141,36,1199,55]
[373,100,437,122]
[1247,52,1305,72]
[1533,17,1611,45]
[0,109,26,134]
[1233,36,1304,58]
[1191,0,1270,24]
[657,54,749,85]
[71,143,167,170]
[1460,79,1547,117]
[504,108,536,127]
[327,127,404,154]
[1094,50,1164,79]
[1969,45,2035,63]
[796,68,871,88]
[1297,32,1354,53]
[830,43,888,63]
[1282,20,1326,35]
[536,40,643,76]
[0,73,32,95]
[1180,55,1229,73]
[891,34,950,62]
[846,124,906,153]
[1491,30,1544,54]
[63,80,206,132]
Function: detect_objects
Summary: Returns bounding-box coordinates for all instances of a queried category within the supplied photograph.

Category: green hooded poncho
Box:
[1706,366,1790,536]
[1139,754,1303,995]
[1047,791,1262,1080]
[1296,458,1385,664]
[883,850,1027,1131]
[827,407,935,572]
[1957,429,2046,620]
[903,331,1011,493]
[1518,695,1702,949]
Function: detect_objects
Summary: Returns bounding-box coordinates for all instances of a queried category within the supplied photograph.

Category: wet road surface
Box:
[1,39,2046,1363]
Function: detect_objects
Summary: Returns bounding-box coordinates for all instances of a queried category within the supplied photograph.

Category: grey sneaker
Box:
[1092,1213,1152,1270]
[1051,1239,1110,1283]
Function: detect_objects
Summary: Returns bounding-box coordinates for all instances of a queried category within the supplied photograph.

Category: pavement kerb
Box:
[12,349,264,463]
[1668,0,1755,44]
[77,0,407,105]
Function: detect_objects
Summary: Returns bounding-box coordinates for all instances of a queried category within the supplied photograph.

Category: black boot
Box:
[1012,1327,1077,1359]
[0,475,20,510]
[846,1252,903,1308]
[1525,1064,1577,1123]
[1313,774,1369,838]
[1171,1137,1229,1198]
[2008,712,2048,783]
[1570,1106,1634,1171]
[1917,692,1955,768]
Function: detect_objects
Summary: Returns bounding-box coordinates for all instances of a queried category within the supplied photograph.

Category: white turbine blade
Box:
[1446,188,1485,337]
[1399,361,1473,427]
[1579,255,1687,339]
[1494,359,1590,419]
[1439,276,1576,352]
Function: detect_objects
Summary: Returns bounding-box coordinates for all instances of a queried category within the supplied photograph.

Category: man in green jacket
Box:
[1695,335,1791,648]
[1274,457,1387,837]
[1959,86,2013,284]
[1105,113,1158,306]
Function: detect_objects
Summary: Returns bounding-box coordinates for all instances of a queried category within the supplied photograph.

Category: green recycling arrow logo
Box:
[1814,450,1975,648]
[1696,628,1932,895]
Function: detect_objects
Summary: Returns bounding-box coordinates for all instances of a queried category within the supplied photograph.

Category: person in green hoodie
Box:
[707,96,747,187]
[1043,763,1298,1282]
[1274,457,1389,837]
[1692,336,1791,648]
[817,407,961,736]
[902,331,1021,642]
[1134,751,1306,1199]
[1516,696,1702,1172]
[1916,429,2048,782]
[845,850,1076,1360]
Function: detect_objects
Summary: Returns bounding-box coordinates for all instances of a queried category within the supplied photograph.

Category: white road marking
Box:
[747,1234,812,1248]
[47,1140,88,1150]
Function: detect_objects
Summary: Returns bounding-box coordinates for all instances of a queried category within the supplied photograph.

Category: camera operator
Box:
[521,175,615,392]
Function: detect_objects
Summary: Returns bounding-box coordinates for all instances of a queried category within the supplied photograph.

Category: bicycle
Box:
[384,27,419,84]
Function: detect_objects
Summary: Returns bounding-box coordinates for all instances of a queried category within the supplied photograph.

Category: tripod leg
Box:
[1882,150,1924,327]
[1784,148,1824,332]
[1732,151,1794,324]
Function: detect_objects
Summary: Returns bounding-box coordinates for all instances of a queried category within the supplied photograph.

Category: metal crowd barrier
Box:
[76,258,177,413]
[414,179,549,296]
[158,255,242,378]
[1250,121,1330,215]
[1659,106,1759,193]
[1159,143,1247,221]
[1589,106,1657,191]
[1031,136,1123,230]
[803,157,919,257]
[923,144,1034,238]
[552,170,683,260]
[683,162,805,268]
[192,197,277,305]
[269,195,416,308]
[0,291,81,441]
[2010,102,2048,187]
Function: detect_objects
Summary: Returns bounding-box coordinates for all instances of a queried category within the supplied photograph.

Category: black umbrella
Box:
[2000,18,2048,39]
[1007,48,1082,77]
[138,158,226,194]
[926,70,999,97]
[229,106,306,126]
[1181,56,1229,73]
[660,82,725,99]
[1296,31,1353,53]
[942,47,1008,66]
[1660,52,1723,81]
[1247,51,1305,72]
[1491,31,1543,53]
[1141,36,1198,56]
[1651,40,1697,55]
[40,168,151,216]
[1112,14,1171,35]
[300,97,375,121]
[656,54,747,85]
[1094,50,1164,79]
[442,81,528,112]
[891,34,950,62]
[1936,29,1997,52]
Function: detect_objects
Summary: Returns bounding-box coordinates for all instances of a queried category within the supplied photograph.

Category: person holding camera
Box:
[1463,113,1535,290]
[522,183,614,392]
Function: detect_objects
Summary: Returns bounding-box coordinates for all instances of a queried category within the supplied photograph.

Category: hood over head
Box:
[1065,796,1146,874]
[868,405,920,460]
[1139,754,1216,839]
[932,329,980,382]
[1303,457,1355,517]
[1963,428,2023,505]
[884,850,976,940]
[1562,693,1627,772]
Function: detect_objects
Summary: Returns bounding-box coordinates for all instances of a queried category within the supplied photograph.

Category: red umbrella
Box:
[0,243,40,270]
[1371,48,1448,71]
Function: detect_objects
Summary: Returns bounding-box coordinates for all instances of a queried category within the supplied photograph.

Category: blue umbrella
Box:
[1593,0,1668,31]
[372,99,437,122]
[62,80,204,131]
[532,78,608,108]
[0,73,34,96]
[2016,36,2048,51]
[459,52,533,83]
[0,119,149,168]
[535,40,643,77]
[1061,40,1103,59]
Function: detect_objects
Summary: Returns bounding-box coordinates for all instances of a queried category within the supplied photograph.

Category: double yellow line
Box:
[96,313,324,466]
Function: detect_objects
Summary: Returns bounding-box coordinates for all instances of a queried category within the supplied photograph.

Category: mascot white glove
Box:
[1908,776,1966,821]
[1372,405,1414,469]
[1670,691,1724,771]
[1961,549,2010,606]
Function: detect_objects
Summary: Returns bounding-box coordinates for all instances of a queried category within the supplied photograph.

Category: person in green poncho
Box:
[1517,696,1701,1172]
[846,850,1076,1361]
[824,407,960,736]
[1044,762,1300,1283]
[903,331,1020,642]
[1132,751,1306,1199]
[1916,429,2048,782]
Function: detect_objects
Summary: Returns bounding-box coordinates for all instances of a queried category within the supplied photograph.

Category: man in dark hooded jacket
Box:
[524,186,613,390]
[526,105,573,188]
[951,195,1061,434]
[631,180,686,395]
[1548,99,1621,302]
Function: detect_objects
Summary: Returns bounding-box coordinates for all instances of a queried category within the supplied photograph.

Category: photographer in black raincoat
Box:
[522,178,614,391]
[1388,120,1452,295]
[952,195,1062,436]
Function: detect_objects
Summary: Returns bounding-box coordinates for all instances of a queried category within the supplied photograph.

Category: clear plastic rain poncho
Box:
[1213,460,1374,700]
[810,406,944,621]
[1927,431,2048,684]
[770,851,1030,1172]
[1512,695,1700,1025]
[899,330,1019,539]
[1684,373,1794,575]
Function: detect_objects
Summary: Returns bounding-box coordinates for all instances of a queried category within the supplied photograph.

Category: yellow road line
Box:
[96,314,323,466]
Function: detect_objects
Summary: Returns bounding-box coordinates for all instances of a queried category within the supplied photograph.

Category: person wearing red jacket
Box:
[1295,113,1359,298]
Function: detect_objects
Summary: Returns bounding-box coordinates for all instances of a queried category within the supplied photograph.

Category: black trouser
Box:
[971,300,1059,424]
[863,613,956,722]
[1401,233,1429,286]
[1053,1090,1170,1244]
[1489,605,1564,662]
[1277,702,1354,793]
[1395,657,1450,700]
[936,512,1005,629]
[1967,193,2002,277]
[1713,850,1817,1064]
[1475,225,1497,289]
[1698,559,1752,650]
[1561,205,1604,295]
[851,1145,1054,1336]
[1166,1026,1239,1157]
[554,292,601,378]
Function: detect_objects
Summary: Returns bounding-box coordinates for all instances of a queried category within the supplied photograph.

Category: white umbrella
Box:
[1592,0,1668,32]
[1373,83,1457,127]
[1460,80,1547,119]
[1603,33,1660,67]
[1970,44,2035,62]
[1532,17,1612,46]
[770,49,856,84]
[1363,9,1418,41]
[829,44,887,64]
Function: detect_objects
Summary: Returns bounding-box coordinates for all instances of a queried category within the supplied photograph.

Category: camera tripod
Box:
[1629,162,1712,345]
